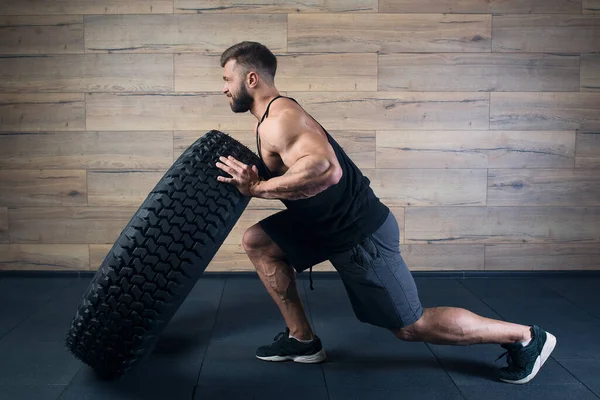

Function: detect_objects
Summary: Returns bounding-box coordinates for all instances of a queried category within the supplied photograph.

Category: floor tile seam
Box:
[424,342,469,400]
[301,278,331,400]
[537,280,600,324]
[553,358,600,399]
[192,278,228,397]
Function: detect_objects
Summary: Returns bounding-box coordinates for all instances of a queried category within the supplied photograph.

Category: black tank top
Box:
[256,95,389,254]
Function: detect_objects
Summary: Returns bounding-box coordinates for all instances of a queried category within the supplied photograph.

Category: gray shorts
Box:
[260,210,424,330]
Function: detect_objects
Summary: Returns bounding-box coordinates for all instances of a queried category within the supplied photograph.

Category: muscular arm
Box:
[252,112,342,200]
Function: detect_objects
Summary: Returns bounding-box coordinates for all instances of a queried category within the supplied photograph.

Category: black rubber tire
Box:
[65,130,265,379]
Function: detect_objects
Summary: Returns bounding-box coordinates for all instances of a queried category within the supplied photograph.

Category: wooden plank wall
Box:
[0,1,599,273]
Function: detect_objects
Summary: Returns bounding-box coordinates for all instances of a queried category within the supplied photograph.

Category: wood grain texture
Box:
[289,92,490,130]
[488,169,600,206]
[401,244,484,271]
[492,15,600,53]
[206,244,252,271]
[175,0,377,13]
[364,169,487,207]
[0,16,83,54]
[175,53,377,92]
[0,131,173,170]
[0,93,85,132]
[86,93,254,131]
[0,170,87,207]
[224,209,278,245]
[0,54,173,92]
[376,131,576,169]
[85,14,286,53]
[485,244,600,270]
[585,0,600,13]
[405,206,600,244]
[576,132,600,168]
[490,93,600,131]
[174,130,376,168]
[581,55,600,91]
[0,0,172,14]
[0,244,89,271]
[8,207,136,244]
[88,171,164,207]
[379,54,579,92]
[0,208,7,244]
[380,0,582,13]
[89,244,111,270]
[288,14,491,53]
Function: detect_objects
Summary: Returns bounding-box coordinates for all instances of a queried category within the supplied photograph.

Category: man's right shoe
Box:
[256,328,327,364]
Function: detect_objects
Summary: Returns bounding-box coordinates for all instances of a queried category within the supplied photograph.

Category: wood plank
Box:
[576,132,600,168]
[488,169,600,206]
[0,54,173,92]
[0,244,89,271]
[175,130,375,168]
[175,53,377,92]
[581,54,600,91]
[0,170,87,207]
[0,207,7,244]
[86,93,255,131]
[377,131,576,169]
[584,0,600,13]
[493,15,600,53]
[379,53,579,92]
[485,244,600,270]
[175,0,377,13]
[290,92,489,130]
[88,170,164,207]
[0,0,172,14]
[8,207,136,244]
[206,244,253,272]
[288,14,491,53]
[380,0,582,13]
[401,244,484,271]
[0,93,85,132]
[0,131,173,170]
[225,209,279,245]
[89,244,112,270]
[490,93,600,131]
[405,206,600,244]
[364,169,487,207]
[85,14,286,53]
[0,16,84,55]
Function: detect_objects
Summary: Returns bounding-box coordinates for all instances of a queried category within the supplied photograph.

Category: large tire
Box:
[66,130,264,379]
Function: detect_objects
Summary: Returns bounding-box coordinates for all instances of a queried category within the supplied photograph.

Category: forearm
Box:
[251,156,341,200]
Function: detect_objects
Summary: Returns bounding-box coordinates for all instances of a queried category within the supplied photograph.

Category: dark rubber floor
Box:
[0,274,598,400]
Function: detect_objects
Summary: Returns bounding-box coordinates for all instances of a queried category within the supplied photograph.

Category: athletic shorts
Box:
[259,210,424,330]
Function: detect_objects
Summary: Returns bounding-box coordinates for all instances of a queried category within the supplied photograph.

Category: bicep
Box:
[279,131,335,170]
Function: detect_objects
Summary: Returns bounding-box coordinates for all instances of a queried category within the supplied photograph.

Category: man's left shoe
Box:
[496,325,557,384]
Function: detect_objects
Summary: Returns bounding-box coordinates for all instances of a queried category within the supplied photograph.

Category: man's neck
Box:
[250,91,281,121]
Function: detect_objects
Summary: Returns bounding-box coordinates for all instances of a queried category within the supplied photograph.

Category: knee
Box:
[394,315,427,342]
[242,224,269,254]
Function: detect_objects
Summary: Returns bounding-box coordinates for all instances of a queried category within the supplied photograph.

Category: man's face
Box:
[222,60,254,113]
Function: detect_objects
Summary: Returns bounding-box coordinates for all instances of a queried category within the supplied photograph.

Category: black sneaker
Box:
[496,325,557,384]
[256,328,327,363]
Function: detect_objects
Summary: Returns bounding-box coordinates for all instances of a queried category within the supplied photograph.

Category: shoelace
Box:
[273,329,290,342]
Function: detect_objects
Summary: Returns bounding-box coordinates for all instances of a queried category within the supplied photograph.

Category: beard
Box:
[230,84,254,113]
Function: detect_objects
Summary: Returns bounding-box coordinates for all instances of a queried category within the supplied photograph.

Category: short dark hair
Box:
[220,41,277,83]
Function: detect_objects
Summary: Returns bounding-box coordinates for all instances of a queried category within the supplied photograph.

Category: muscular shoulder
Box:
[258,99,306,151]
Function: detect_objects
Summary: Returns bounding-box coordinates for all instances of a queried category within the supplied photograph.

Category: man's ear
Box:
[246,71,259,88]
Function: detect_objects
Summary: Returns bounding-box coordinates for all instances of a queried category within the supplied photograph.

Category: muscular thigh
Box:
[257,210,329,273]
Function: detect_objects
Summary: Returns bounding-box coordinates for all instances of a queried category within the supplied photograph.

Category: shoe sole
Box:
[256,348,327,364]
[501,332,557,385]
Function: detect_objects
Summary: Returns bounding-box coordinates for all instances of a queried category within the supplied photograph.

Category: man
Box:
[214,41,556,384]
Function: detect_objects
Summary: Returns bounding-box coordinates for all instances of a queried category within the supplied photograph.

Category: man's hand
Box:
[215,155,261,197]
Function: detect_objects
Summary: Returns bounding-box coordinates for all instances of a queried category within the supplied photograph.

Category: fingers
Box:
[220,156,250,173]
[217,175,232,183]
